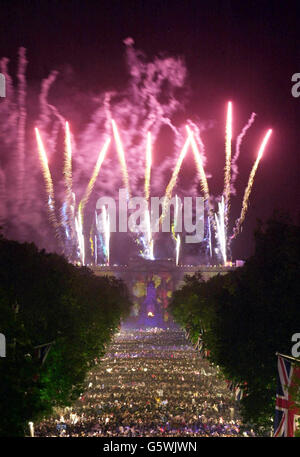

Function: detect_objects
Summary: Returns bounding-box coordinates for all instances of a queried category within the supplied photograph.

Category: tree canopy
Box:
[169,214,300,430]
[0,237,131,436]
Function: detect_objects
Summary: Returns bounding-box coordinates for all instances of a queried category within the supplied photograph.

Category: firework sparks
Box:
[63,121,73,207]
[61,121,76,249]
[75,136,111,266]
[75,213,85,265]
[186,125,215,233]
[207,216,212,258]
[1,43,275,267]
[161,133,191,224]
[89,220,94,259]
[186,126,210,203]
[111,119,131,196]
[34,100,271,266]
[175,233,181,266]
[215,196,227,265]
[231,112,256,192]
[17,47,27,206]
[171,194,180,242]
[89,235,94,257]
[35,127,62,243]
[102,205,110,265]
[174,194,180,236]
[95,205,110,265]
[145,207,154,260]
[224,101,232,229]
[94,234,98,265]
[165,133,191,200]
[61,202,70,239]
[170,195,181,265]
[78,137,111,225]
[232,129,272,238]
[142,132,154,260]
[144,132,152,202]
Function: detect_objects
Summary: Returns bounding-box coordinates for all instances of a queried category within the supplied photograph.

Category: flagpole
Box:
[276,352,300,364]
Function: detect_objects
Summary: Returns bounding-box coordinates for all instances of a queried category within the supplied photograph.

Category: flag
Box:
[274,354,300,437]
[235,386,244,402]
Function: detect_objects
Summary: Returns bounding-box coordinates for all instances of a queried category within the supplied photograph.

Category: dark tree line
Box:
[0,237,131,436]
[169,214,300,430]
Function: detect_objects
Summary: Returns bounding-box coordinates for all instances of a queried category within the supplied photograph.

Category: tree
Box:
[0,238,131,436]
[169,213,300,431]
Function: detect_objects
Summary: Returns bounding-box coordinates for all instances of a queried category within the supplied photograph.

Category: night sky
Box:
[0,0,299,261]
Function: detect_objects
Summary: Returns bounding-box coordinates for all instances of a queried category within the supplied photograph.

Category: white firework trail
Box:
[75,213,85,265]
[145,207,154,260]
[38,70,65,157]
[231,112,256,194]
[175,234,181,266]
[207,216,212,258]
[94,234,97,265]
[215,196,227,265]
[17,47,27,206]
[223,101,232,231]
[102,205,110,265]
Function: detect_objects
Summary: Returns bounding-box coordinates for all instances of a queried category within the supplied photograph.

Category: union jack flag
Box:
[235,386,244,402]
[274,354,300,437]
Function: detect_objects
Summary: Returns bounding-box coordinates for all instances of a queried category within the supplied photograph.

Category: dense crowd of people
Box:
[35,328,255,437]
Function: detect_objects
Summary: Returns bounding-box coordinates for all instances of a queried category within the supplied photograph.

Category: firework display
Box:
[232,129,273,239]
[32,105,274,266]
[224,101,232,231]
[35,127,62,245]
[0,43,272,266]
